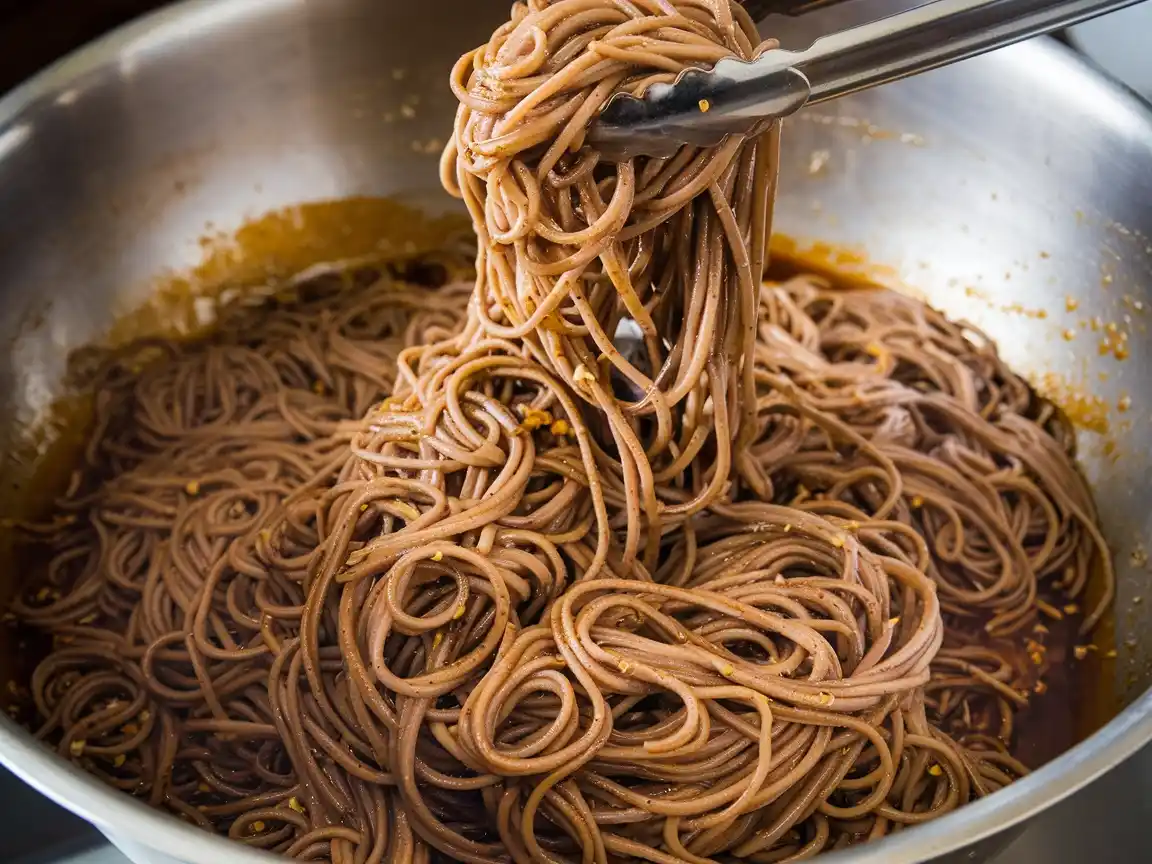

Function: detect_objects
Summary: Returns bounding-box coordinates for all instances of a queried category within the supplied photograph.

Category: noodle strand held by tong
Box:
[10,2,1110,863]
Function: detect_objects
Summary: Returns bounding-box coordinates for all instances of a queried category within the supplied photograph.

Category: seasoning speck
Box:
[520,406,553,431]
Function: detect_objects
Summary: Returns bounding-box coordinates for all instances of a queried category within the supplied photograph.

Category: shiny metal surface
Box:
[0,1,1151,863]
[743,0,851,17]
[594,0,1144,156]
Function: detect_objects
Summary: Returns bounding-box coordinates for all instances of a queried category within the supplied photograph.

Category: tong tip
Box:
[593,56,811,159]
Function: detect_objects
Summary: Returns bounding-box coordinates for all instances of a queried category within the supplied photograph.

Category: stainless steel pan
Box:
[0,2,1149,863]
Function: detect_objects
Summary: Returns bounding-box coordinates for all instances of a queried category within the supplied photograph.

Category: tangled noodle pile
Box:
[8,2,1113,863]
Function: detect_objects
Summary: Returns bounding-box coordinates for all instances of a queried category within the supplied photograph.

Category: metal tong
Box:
[592,0,1143,157]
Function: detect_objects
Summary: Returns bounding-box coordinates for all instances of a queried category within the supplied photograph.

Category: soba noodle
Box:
[6,2,1113,863]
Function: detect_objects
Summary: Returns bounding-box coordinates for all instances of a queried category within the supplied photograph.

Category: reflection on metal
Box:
[0,122,31,161]
[742,0,850,18]
[593,0,1143,156]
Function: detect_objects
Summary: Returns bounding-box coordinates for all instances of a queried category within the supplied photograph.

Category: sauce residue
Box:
[1032,372,1111,435]
[106,197,469,348]
[769,236,905,292]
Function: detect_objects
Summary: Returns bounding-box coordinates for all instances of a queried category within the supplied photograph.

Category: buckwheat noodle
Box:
[7,2,1114,863]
